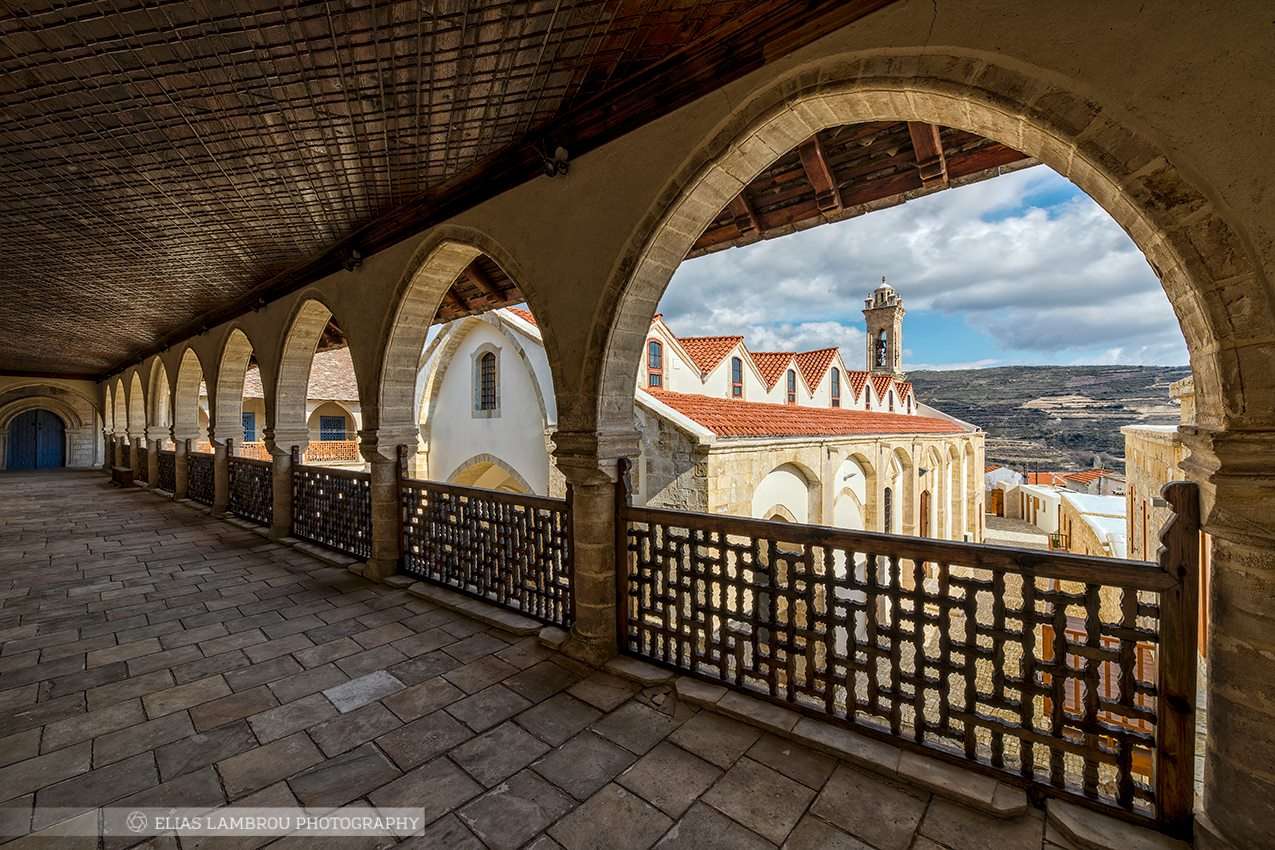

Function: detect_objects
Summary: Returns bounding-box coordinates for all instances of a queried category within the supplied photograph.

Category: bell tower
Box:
[863,277,905,376]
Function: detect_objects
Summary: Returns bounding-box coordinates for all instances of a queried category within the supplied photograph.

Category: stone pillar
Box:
[1181,428,1275,850]
[212,439,230,517]
[145,431,161,489]
[128,436,140,479]
[173,438,190,499]
[264,428,306,541]
[101,430,111,473]
[360,430,413,582]
[553,429,641,665]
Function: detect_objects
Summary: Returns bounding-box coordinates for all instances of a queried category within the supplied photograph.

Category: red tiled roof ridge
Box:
[793,347,838,391]
[677,334,745,377]
[505,306,536,326]
[645,389,964,438]
[750,351,797,389]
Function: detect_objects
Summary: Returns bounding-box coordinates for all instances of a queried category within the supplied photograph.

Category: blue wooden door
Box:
[7,409,65,470]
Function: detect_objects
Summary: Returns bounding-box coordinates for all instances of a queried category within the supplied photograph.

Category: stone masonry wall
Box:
[634,407,707,510]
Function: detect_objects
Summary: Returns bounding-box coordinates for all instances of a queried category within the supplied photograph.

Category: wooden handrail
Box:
[401,476,569,512]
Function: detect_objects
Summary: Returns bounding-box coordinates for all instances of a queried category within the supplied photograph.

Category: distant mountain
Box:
[909,365,1190,471]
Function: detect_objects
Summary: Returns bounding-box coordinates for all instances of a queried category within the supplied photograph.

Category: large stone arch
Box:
[147,356,172,443]
[214,327,259,446]
[111,378,127,437]
[832,451,875,532]
[273,295,355,451]
[446,453,535,495]
[126,372,146,439]
[751,461,818,525]
[172,347,206,443]
[888,445,915,536]
[376,227,560,457]
[590,52,1269,442]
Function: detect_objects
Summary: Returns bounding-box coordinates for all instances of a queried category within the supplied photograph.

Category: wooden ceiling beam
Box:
[464,265,503,303]
[798,136,842,212]
[907,121,948,187]
[728,193,761,235]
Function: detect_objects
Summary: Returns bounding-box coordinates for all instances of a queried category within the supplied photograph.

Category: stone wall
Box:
[1122,426,1186,561]
[635,407,707,511]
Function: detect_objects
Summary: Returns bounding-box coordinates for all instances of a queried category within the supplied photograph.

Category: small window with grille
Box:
[472,346,502,417]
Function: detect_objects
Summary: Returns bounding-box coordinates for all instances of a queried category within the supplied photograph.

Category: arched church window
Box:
[888,390,895,412]
[479,352,498,410]
[883,487,893,534]
[830,368,841,408]
[647,340,663,388]
[731,356,743,397]
[876,330,889,368]
[786,369,797,404]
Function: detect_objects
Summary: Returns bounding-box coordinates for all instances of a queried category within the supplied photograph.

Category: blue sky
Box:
[657,165,1188,370]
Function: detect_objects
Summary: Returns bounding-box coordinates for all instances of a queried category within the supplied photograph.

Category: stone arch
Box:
[274,295,354,450]
[127,372,146,438]
[112,378,127,437]
[590,51,1269,441]
[889,445,915,536]
[214,327,259,445]
[921,445,946,538]
[832,452,876,532]
[148,357,172,444]
[447,453,534,495]
[947,443,964,541]
[761,504,798,523]
[172,347,206,443]
[964,439,982,539]
[751,462,817,524]
[0,397,82,431]
[377,227,559,452]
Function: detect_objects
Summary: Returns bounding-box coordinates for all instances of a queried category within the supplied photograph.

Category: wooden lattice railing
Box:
[237,441,272,461]
[400,478,573,627]
[156,449,176,492]
[292,460,371,558]
[227,456,272,525]
[136,445,149,483]
[616,458,1199,834]
[187,451,214,505]
[304,439,361,464]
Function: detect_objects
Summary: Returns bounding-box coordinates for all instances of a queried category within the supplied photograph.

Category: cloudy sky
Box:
[657,165,1188,370]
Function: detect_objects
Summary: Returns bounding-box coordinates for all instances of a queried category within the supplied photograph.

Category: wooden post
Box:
[1155,479,1200,837]
[615,457,632,653]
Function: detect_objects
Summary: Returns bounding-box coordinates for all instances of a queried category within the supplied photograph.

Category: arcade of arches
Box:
[3,4,1275,848]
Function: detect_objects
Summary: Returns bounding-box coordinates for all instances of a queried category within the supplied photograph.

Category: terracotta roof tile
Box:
[648,389,963,438]
[751,352,797,390]
[793,348,837,390]
[985,464,1000,473]
[244,347,359,401]
[895,380,913,401]
[871,374,895,402]
[1026,471,1067,486]
[505,306,536,326]
[678,335,744,377]
[1061,469,1111,484]
[845,370,869,401]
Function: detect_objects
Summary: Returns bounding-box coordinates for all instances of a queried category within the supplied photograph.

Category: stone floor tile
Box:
[390,628,455,659]
[369,756,482,820]
[809,763,929,850]
[395,813,484,850]
[223,655,303,691]
[917,797,1044,850]
[142,675,232,719]
[452,720,550,787]
[0,729,41,769]
[352,622,413,649]
[376,710,473,770]
[242,633,313,664]
[653,801,775,850]
[266,662,349,704]
[189,684,278,731]
[309,701,403,757]
[459,769,574,850]
[445,683,532,732]
[567,673,638,712]
[108,766,226,837]
[515,693,602,747]
[180,781,298,850]
[248,691,337,742]
[170,650,252,685]
[195,628,267,658]
[93,710,195,767]
[86,669,174,710]
[323,669,404,713]
[388,650,462,685]
[0,741,92,800]
[262,614,325,640]
[701,757,816,845]
[335,644,408,678]
[549,783,672,850]
[785,814,873,850]
[85,637,162,669]
[40,698,145,751]
[535,730,637,801]
[0,793,32,840]
[33,751,157,828]
[503,660,579,703]
[442,632,508,663]
[494,637,554,670]
[159,623,228,650]
[125,644,204,677]
[442,655,519,694]
[745,734,836,790]
[667,710,762,769]
[217,731,324,799]
[617,741,721,817]
[592,700,689,755]
[381,675,466,722]
[47,662,129,700]
[155,718,258,781]
[286,742,401,808]
[292,636,361,669]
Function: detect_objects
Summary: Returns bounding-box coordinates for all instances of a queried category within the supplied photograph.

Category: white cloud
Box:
[659,166,1188,366]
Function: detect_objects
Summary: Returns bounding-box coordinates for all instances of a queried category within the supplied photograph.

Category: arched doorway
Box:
[6,409,65,470]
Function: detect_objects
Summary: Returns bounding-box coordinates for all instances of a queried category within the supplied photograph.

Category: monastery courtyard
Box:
[0,471,1072,850]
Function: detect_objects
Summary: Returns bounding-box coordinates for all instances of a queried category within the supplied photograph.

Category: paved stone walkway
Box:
[0,471,1078,850]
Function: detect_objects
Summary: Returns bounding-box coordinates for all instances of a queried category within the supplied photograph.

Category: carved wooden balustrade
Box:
[227,456,272,525]
[400,478,573,627]
[291,458,372,558]
[186,451,214,505]
[615,458,1199,834]
[156,449,176,492]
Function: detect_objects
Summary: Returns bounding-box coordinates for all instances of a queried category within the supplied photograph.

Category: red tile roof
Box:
[794,348,837,391]
[871,374,895,403]
[505,306,536,326]
[1026,471,1067,486]
[895,380,913,401]
[751,352,796,390]
[647,390,963,438]
[845,370,869,401]
[1061,469,1110,484]
[985,464,1001,473]
[243,347,359,401]
[678,335,744,377]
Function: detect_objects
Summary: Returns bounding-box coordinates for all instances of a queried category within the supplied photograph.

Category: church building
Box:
[416,281,985,541]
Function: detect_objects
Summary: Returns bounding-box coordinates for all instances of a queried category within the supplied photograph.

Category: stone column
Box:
[145,430,161,489]
[212,438,230,517]
[1181,428,1275,850]
[173,437,190,499]
[264,428,306,541]
[101,430,111,473]
[553,429,641,665]
[128,436,140,479]
[360,430,413,582]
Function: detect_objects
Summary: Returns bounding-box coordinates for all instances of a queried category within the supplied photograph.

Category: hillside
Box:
[909,365,1190,470]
